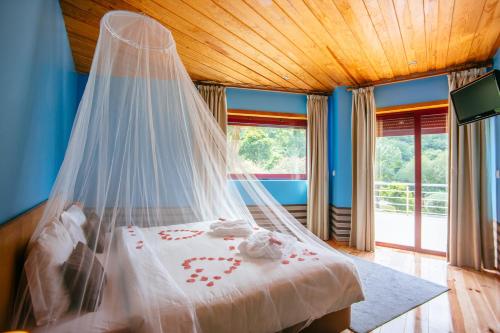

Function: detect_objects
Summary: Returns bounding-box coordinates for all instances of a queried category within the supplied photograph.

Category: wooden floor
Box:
[328,242,500,333]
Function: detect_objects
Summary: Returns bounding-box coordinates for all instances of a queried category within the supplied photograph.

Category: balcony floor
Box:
[375,211,447,253]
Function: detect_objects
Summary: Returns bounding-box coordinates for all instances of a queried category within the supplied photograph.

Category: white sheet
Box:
[41,222,364,333]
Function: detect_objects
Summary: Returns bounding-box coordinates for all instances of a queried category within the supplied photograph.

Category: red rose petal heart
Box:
[159,229,204,241]
[183,256,242,287]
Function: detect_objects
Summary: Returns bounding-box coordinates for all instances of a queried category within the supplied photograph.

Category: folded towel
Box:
[209,218,252,237]
[209,218,247,230]
[238,231,297,259]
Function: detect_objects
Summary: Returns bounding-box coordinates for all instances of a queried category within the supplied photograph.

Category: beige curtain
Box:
[197,84,227,212]
[448,68,497,270]
[198,84,227,133]
[307,95,329,240]
[350,87,376,251]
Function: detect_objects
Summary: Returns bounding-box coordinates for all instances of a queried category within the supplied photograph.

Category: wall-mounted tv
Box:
[450,69,500,125]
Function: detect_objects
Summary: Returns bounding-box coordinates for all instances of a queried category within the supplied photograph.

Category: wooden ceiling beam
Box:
[347,60,492,90]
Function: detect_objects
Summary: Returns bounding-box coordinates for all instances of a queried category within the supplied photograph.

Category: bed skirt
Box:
[283,307,350,333]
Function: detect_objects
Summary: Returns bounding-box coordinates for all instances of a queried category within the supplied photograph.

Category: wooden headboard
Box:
[0,203,44,330]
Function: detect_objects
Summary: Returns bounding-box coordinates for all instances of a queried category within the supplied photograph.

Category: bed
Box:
[37,222,364,333]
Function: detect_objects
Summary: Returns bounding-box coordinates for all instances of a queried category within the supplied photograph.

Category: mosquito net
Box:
[12,11,363,333]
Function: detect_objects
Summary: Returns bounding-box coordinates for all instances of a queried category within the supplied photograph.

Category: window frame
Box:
[227,109,307,180]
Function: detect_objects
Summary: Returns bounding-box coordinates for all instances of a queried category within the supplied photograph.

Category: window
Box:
[227,110,307,180]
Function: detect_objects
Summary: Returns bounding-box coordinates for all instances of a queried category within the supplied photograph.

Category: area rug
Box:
[348,255,449,333]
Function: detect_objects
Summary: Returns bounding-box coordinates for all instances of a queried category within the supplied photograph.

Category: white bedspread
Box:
[42,222,364,333]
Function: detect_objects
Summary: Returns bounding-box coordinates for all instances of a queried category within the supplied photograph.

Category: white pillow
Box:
[61,204,87,227]
[25,219,74,325]
[61,216,87,246]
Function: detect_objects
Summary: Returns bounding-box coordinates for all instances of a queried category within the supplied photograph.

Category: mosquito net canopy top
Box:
[12,11,363,333]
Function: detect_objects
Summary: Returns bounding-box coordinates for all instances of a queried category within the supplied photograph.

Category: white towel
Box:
[209,218,252,237]
[209,218,247,230]
[238,231,297,259]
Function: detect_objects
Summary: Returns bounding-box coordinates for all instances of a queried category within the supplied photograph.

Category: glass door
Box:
[420,112,448,253]
[375,108,448,255]
[375,113,416,248]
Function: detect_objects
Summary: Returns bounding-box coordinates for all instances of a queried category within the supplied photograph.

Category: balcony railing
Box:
[375,181,448,216]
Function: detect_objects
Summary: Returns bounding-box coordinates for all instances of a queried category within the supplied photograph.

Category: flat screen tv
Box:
[450,69,500,125]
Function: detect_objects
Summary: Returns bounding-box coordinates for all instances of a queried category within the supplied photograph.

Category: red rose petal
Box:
[229,246,236,250]
[186,279,195,283]
[200,257,206,260]
[184,266,191,270]
[234,262,240,266]
[196,268,204,273]
[213,276,221,280]
[227,258,234,262]
[191,274,198,278]
[298,258,305,261]
[206,281,214,287]
[218,257,225,260]
[208,257,214,261]
[290,254,297,258]
[224,270,232,274]
[282,260,290,264]
[200,276,208,281]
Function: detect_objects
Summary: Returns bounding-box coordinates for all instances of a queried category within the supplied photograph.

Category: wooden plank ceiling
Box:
[62,0,500,93]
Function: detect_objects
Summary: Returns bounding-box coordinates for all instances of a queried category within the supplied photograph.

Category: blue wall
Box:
[329,87,353,207]
[374,75,449,108]
[329,75,449,208]
[493,48,500,222]
[226,88,307,114]
[0,0,77,224]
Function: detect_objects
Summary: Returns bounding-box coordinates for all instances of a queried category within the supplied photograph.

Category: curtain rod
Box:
[194,80,330,96]
[345,60,492,91]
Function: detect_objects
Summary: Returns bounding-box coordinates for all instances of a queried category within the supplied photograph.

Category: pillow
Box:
[63,242,106,312]
[62,216,87,246]
[61,204,87,227]
[83,212,106,253]
[25,219,74,325]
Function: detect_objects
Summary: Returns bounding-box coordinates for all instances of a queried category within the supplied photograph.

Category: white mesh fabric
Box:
[12,11,363,333]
